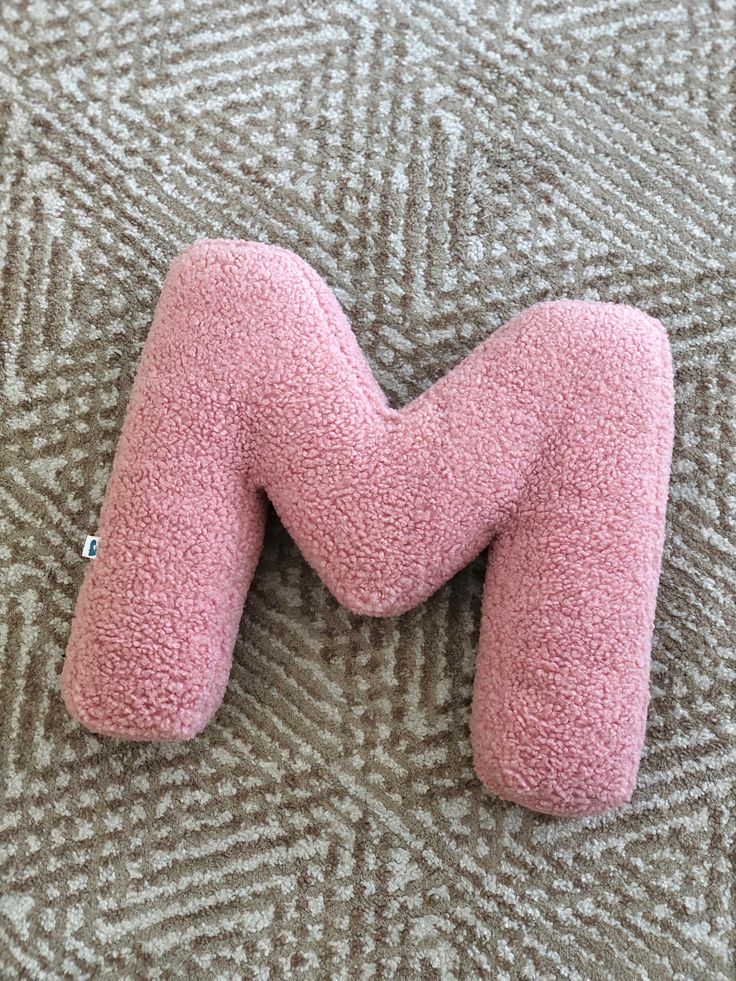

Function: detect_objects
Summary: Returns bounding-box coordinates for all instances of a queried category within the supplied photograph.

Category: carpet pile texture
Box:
[2,1,734,977]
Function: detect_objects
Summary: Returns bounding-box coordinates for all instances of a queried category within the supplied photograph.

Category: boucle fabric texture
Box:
[2,1,734,977]
[62,240,674,818]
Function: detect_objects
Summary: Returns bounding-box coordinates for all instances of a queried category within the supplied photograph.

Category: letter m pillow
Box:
[62,241,674,817]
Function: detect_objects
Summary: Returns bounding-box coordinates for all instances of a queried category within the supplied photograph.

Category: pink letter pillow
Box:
[62,240,674,816]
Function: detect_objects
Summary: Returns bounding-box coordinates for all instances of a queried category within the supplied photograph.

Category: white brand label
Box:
[82,535,99,559]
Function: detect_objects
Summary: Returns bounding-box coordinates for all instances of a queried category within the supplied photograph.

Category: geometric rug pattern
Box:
[2,2,734,975]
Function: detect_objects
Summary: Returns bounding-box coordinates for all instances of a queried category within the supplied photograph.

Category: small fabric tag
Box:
[82,535,99,559]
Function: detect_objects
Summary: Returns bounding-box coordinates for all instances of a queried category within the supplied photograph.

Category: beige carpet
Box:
[2,1,734,977]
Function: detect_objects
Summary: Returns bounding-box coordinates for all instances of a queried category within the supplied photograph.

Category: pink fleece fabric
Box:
[61,240,674,816]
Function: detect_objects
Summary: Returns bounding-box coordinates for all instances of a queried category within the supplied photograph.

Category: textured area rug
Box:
[2,1,734,977]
